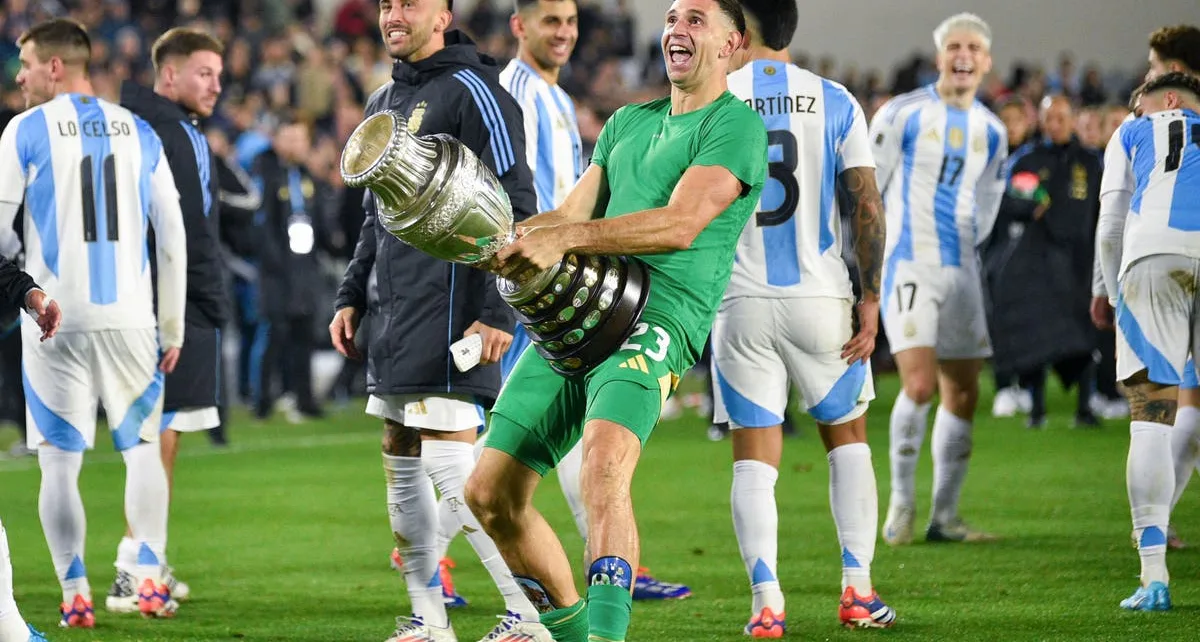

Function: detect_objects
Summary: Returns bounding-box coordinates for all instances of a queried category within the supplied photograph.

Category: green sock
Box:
[586,584,632,641]
[540,599,589,642]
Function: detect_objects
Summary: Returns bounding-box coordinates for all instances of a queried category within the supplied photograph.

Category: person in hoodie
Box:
[109,26,229,612]
[986,95,1102,429]
[326,2,543,641]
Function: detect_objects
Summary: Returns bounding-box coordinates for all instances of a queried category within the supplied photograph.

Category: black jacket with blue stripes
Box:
[120,82,229,329]
[335,30,537,403]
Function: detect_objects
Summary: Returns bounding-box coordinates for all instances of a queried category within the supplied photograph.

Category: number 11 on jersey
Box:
[81,153,119,242]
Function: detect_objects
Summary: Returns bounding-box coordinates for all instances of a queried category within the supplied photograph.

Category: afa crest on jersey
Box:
[407,101,427,133]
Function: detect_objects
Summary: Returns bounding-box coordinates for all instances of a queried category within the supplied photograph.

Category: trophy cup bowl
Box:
[340,110,649,375]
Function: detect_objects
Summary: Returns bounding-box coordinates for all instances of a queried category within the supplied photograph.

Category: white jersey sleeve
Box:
[1097,124,1136,300]
[145,140,186,348]
[840,100,875,171]
[500,62,543,210]
[868,97,907,196]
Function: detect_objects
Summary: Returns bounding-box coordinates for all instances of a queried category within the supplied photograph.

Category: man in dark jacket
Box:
[112,26,228,610]
[251,115,329,421]
[984,96,1102,428]
[327,1,543,639]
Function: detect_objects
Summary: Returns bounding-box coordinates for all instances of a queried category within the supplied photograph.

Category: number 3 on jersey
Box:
[81,153,119,242]
[756,129,799,227]
[620,322,671,362]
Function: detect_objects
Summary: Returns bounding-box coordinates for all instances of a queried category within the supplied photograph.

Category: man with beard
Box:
[463,1,766,640]
[327,1,547,640]
[107,27,228,611]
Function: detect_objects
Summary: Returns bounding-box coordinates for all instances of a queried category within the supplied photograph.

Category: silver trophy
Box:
[340,110,648,375]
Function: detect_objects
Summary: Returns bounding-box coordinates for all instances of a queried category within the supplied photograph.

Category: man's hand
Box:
[24,289,61,342]
[464,320,512,365]
[159,347,181,373]
[492,226,567,282]
[330,307,363,359]
[1091,296,1114,330]
[842,299,880,365]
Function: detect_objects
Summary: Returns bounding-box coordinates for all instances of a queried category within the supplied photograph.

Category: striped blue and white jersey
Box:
[869,85,1007,270]
[499,59,583,211]
[724,60,873,300]
[1098,108,1200,288]
[0,93,187,345]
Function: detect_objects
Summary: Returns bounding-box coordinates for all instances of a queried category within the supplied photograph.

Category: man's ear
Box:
[436,7,454,33]
[509,13,524,40]
[722,29,744,58]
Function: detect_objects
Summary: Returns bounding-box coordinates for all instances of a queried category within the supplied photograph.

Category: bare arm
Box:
[838,167,885,303]
[493,164,743,277]
[557,164,741,254]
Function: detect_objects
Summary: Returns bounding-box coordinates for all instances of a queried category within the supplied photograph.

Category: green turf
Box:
[1,374,1198,641]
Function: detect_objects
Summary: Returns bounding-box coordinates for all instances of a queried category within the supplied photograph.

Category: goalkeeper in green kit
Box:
[463,0,766,640]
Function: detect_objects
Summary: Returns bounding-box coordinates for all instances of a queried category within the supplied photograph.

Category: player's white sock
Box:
[1170,406,1200,511]
[422,440,539,622]
[115,536,139,573]
[432,438,491,562]
[1129,421,1173,586]
[888,391,931,509]
[383,453,447,628]
[556,440,589,541]
[0,519,31,642]
[731,459,784,615]
[37,445,90,603]
[434,496,456,563]
[121,442,170,583]
[828,443,876,595]
[930,408,973,526]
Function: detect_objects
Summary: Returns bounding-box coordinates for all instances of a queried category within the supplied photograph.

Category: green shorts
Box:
[487,313,688,476]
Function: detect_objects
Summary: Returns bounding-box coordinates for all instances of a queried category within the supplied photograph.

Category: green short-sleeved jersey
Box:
[590,91,767,368]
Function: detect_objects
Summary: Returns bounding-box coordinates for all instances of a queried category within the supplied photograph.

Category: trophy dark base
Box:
[500,255,650,377]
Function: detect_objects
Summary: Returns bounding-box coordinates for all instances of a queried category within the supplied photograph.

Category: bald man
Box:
[984,95,1103,428]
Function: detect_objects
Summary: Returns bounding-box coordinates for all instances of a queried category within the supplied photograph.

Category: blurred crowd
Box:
[0,0,1161,422]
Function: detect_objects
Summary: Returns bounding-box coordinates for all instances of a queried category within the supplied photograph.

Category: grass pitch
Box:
[1,375,1198,641]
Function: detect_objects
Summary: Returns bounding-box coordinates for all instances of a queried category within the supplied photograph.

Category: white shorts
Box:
[22,327,163,452]
[1115,255,1200,385]
[365,394,485,432]
[711,297,875,427]
[882,260,992,360]
[162,407,220,433]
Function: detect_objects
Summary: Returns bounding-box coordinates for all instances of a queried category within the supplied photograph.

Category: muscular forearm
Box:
[556,207,689,256]
[519,209,576,229]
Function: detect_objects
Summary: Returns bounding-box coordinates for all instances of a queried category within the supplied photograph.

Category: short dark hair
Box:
[1141,70,1200,101]
[17,18,91,68]
[738,0,797,51]
[151,28,224,73]
[1150,25,1200,74]
[713,0,747,40]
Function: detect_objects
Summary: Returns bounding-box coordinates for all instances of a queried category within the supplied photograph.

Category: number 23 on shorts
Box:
[615,322,680,402]
[620,322,671,362]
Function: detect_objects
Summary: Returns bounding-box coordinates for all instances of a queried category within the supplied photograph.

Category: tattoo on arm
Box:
[838,167,886,301]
